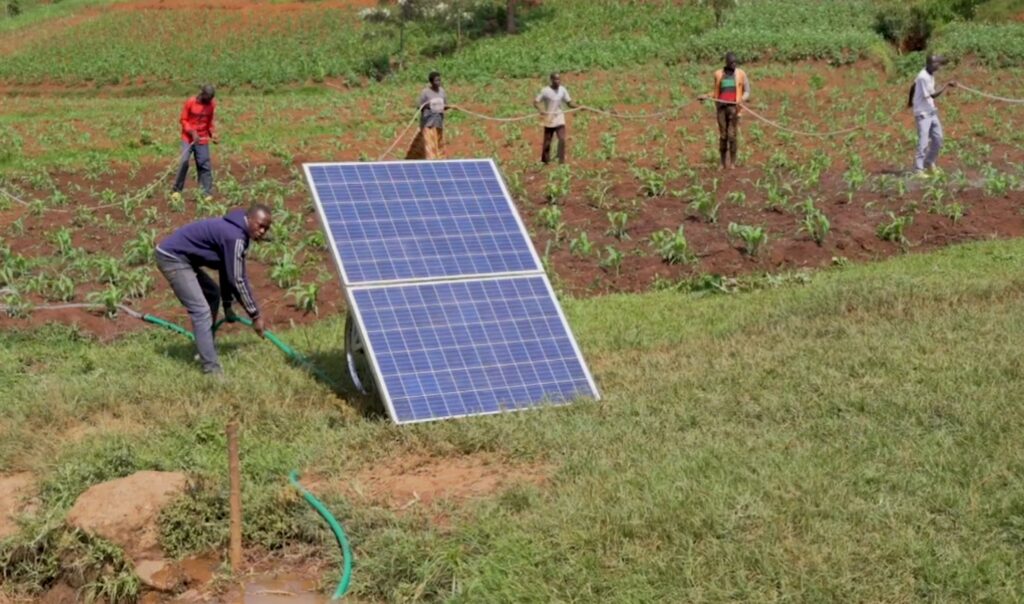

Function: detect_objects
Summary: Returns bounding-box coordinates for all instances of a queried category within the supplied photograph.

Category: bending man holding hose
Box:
[699,52,751,170]
[155,205,272,375]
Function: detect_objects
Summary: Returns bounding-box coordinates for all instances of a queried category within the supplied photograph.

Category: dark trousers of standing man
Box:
[716,104,739,164]
[173,141,213,196]
[541,126,567,164]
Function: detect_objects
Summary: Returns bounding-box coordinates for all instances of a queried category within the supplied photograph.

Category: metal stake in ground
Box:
[226,419,243,573]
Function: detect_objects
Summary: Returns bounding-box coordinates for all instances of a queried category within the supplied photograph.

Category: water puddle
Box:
[220,574,325,603]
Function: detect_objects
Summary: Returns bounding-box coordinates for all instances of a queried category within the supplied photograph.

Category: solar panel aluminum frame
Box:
[347,274,600,425]
[302,159,599,424]
[303,159,545,288]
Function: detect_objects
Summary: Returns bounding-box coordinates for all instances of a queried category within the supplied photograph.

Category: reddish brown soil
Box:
[315,453,548,511]
[0,473,36,540]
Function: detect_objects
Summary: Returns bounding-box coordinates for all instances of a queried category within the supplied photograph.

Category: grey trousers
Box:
[173,142,213,195]
[156,249,222,373]
[914,112,943,172]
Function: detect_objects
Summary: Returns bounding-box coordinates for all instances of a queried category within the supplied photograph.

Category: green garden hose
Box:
[211,316,339,386]
[137,312,338,388]
[142,314,196,340]
[289,470,353,600]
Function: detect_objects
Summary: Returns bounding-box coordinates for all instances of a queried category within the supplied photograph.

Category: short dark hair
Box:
[247,203,272,218]
[200,84,215,96]
[550,72,560,79]
[428,71,441,83]
[725,52,736,62]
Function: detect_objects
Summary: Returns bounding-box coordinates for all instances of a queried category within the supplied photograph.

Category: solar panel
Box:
[305,160,540,285]
[349,276,597,424]
[303,159,599,424]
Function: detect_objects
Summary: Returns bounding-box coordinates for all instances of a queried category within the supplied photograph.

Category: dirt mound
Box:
[343,453,548,509]
[66,470,187,560]
[0,473,36,539]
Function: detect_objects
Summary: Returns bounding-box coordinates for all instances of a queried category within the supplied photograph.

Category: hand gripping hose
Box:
[289,471,353,600]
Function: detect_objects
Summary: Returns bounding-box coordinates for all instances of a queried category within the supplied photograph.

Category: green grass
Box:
[932,21,1024,67]
[975,0,1024,21]
[5,239,1024,600]
[683,0,885,65]
[0,0,709,88]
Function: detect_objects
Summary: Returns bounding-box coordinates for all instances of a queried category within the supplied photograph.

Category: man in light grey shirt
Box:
[408,71,450,160]
[534,72,579,164]
[909,55,957,176]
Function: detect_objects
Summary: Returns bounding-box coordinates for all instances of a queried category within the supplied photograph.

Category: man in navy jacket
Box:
[156,205,273,374]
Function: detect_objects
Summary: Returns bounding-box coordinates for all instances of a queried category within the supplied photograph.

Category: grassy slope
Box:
[5,238,1024,601]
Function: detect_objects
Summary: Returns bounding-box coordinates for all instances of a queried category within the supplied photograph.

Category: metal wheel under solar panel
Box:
[344,313,376,396]
[303,159,599,424]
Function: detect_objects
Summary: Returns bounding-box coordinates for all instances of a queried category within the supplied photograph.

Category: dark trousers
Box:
[716,104,739,163]
[156,249,222,373]
[541,126,566,164]
[173,141,213,195]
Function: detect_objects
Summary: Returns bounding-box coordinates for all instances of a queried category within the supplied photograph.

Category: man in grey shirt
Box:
[408,71,450,160]
[534,72,579,164]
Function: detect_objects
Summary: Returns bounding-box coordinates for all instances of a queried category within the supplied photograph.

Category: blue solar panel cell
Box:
[350,276,597,424]
[306,160,539,285]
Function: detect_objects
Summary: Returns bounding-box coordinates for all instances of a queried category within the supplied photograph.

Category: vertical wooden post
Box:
[226,419,243,573]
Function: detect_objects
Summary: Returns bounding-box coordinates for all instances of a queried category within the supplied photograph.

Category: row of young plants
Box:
[0,168,334,318]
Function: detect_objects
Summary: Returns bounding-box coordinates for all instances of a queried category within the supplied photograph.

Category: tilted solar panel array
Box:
[304,160,598,424]
[306,161,539,285]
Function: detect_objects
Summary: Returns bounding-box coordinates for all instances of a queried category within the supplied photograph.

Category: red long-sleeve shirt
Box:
[180,96,216,144]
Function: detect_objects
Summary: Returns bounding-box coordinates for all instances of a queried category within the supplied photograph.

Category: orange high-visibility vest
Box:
[713,68,748,113]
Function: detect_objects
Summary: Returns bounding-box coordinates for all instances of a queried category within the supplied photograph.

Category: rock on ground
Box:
[66,470,190,592]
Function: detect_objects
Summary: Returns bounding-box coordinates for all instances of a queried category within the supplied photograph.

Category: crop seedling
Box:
[798,199,830,245]
[726,190,746,205]
[599,245,624,275]
[929,201,966,224]
[982,165,1018,197]
[94,257,124,285]
[544,166,571,204]
[728,223,767,256]
[569,231,593,257]
[43,275,76,302]
[537,205,564,232]
[688,186,720,223]
[51,227,74,257]
[876,212,913,249]
[87,285,126,317]
[606,211,630,240]
[168,192,186,213]
[633,167,667,197]
[122,269,154,299]
[270,252,302,289]
[123,230,157,266]
[289,282,320,315]
[649,226,694,265]
[598,132,617,160]
[2,291,31,318]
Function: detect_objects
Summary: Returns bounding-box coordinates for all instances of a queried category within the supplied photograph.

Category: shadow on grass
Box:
[158,326,388,420]
[305,348,389,421]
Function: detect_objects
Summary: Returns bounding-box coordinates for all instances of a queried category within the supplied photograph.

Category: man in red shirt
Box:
[172,84,218,202]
